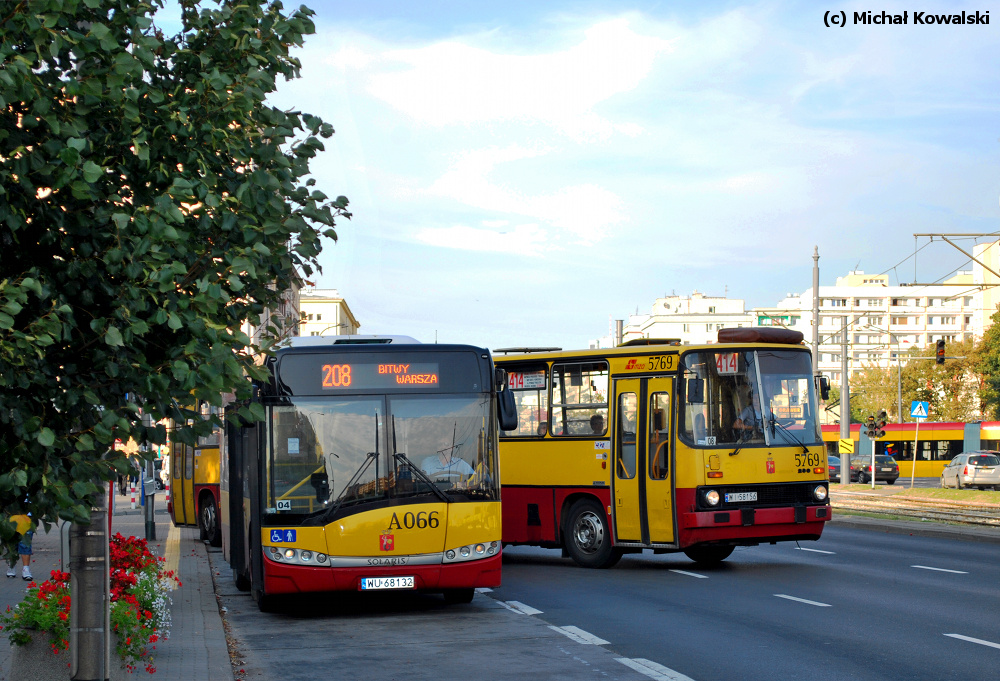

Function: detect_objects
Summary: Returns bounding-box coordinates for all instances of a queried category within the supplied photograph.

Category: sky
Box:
[158,1,1000,350]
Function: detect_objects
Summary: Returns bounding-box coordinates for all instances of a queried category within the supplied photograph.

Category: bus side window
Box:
[649,393,670,479]
[617,393,637,479]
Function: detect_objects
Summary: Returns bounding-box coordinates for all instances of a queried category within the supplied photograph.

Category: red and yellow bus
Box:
[822,421,1000,478]
[167,402,223,546]
[220,336,517,610]
[495,328,830,568]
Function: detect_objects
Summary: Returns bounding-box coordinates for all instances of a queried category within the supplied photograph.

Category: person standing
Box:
[6,511,33,581]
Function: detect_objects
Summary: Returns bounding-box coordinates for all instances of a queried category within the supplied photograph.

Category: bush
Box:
[1,533,181,673]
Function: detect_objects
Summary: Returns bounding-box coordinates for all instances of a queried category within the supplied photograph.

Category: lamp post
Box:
[864,324,902,422]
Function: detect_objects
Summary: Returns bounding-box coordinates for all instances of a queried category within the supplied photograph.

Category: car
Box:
[829,455,841,482]
[850,454,899,485]
[941,451,1000,490]
[153,459,165,490]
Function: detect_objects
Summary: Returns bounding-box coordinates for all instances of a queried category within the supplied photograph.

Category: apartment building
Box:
[596,291,753,348]
[756,270,980,387]
[298,288,360,336]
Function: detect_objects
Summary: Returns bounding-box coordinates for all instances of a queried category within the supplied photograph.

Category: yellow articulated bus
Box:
[220,336,517,611]
[495,327,831,568]
[167,402,223,546]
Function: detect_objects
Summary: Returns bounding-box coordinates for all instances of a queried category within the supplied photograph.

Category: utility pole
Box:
[70,482,110,681]
[812,247,820,378]
[839,315,850,485]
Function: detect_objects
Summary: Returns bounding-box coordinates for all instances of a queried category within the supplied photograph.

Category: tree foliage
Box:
[978,304,1000,420]
[0,0,348,559]
[850,337,982,423]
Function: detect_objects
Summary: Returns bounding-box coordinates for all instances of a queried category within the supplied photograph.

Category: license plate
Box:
[880,468,893,472]
[725,492,757,503]
[360,576,414,591]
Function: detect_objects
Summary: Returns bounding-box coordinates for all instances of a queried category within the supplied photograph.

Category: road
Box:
[213,518,1000,681]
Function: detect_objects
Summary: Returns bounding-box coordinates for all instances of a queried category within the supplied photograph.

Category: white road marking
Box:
[499,600,543,615]
[475,587,492,593]
[669,569,708,579]
[548,625,609,645]
[774,594,831,607]
[794,547,835,554]
[912,565,968,574]
[616,658,697,681]
[944,634,1000,650]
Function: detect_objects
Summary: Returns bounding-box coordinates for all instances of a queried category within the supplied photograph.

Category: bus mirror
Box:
[816,375,830,401]
[494,367,508,393]
[310,472,329,503]
[498,386,518,431]
[687,378,705,404]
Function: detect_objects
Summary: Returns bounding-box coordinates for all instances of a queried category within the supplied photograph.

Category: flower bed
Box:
[2,533,181,674]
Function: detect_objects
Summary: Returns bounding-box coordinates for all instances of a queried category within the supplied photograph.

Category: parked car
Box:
[850,454,899,485]
[153,459,165,490]
[829,455,841,482]
[941,451,1000,490]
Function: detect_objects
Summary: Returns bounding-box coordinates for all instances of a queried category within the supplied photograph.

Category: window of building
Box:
[891,316,908,325]
[827,299,847,307]
[708,306,716,313]
[316,313,322,321]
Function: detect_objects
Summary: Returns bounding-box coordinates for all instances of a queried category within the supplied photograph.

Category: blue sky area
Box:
[156,1,1000,349]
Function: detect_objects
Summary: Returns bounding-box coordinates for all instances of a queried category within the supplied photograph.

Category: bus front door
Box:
[644,377,674,544]
[171,442,196,526]
[613,377,675,545]
[613,379,642,541]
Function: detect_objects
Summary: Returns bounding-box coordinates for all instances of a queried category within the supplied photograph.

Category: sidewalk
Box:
[0,493,233,680]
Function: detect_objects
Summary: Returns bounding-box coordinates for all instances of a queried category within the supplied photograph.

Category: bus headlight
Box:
[813,485,828,502]
[443,541,500,563]
[704,489,720,506]
[266,546,328,567]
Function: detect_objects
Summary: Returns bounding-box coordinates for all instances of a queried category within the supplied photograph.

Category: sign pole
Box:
[911,418,920,489]
[908,401,929,488]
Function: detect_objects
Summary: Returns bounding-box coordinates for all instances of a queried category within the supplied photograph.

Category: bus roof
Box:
[279,334,421,348]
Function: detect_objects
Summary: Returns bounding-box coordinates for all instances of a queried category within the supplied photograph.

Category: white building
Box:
[756,269,982,388]
[298,288,360,336]
[594,291,753,348]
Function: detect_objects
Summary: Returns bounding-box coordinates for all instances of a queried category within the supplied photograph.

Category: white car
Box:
[941,451,1000,490]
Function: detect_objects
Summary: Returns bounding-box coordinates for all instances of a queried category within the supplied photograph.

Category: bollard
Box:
[130,481,137,510]
[165,480,170,507]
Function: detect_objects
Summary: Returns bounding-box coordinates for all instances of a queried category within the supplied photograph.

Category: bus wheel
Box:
[199,495,221,547]
[234,570,251,592]
[683,545,734,565]
[254,590,278,613]
[443,588,475,604]
[565,499,622,569]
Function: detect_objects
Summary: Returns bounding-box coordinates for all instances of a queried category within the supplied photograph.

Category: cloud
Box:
[414,222,548,254]
[364,17,671,141]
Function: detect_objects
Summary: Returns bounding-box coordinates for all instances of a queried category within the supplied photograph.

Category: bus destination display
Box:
[320,362,440,389]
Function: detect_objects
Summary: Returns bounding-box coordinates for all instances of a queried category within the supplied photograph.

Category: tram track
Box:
[831,490,1000,527]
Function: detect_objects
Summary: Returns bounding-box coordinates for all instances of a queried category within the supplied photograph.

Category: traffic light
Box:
[875,410,887,438]
[935,339,945,364]
[865,415,876,438]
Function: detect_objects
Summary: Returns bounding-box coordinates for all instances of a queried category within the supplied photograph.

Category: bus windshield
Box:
[264,394,498,519]
[680,349,820,447]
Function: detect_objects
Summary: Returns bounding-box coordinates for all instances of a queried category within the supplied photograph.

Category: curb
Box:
[828,512,1000,544]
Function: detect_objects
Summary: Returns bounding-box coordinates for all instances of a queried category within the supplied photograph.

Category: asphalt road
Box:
[212,518,1000,681]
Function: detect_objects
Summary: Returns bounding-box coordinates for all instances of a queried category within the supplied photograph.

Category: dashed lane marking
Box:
[616,658,697,681]
[912,565,968,574]
[774,594,831,607]
[668,569,708,579]
[944,634,1000,649]
[548,625,610,645]
[500,600,543,615]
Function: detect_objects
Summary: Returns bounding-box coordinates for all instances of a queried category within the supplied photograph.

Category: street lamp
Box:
[318,323,350,336]
[863,324,902,422]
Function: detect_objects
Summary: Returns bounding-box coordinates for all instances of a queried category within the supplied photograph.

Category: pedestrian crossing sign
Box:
[910,401,929,419]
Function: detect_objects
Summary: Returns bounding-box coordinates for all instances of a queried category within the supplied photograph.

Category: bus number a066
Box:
[387,511,440,530]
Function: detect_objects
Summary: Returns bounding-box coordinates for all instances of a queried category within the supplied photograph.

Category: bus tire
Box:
[564,499,622,569]
[443,588,475,604]
[234,570,251,592]
[683,545,734,565]
[254,590,278,613]
[199,494,221,547]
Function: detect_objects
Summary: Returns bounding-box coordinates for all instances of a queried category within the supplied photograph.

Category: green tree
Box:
[978,305,1000,420]
[901,337,980,422]
[0,0,348,560]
